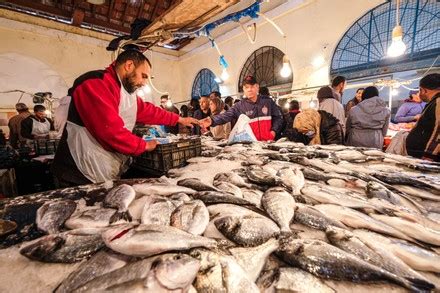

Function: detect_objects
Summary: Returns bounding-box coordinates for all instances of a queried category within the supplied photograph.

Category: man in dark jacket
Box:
[8,103,31,148]
[199,76,283,141]
[281,100,301,140]
[406,73,440,161]
[21,105,55,140]
[192,96,210,135]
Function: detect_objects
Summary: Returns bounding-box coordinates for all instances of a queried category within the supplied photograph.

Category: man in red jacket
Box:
[52,49,197,186]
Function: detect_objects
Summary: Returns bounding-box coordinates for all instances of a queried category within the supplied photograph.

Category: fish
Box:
[192,191,256,206]
[229,238,279,281]
[419,201,440,214]
[105,254,200,292]
[213,172,252,188]
[101,223,217,257]
[241,188,263,208]
[370,214,440,246]
[133,183,196,196]
[276,237,434,291]
[54,250,130,293]
[73,256,158,292]
[261,187,295,233]
[64,208,116,229]
[246,166,278,186]
[36,200,77,234]
[170,200,209,235]
[214,215,280,246]
[294,157,353,175]
[313,204,414,241]
[293,203,347,231]
[213,181,243,198]
[20,228,105,263]
[393,185,440,201]
[0,219,17,236]
[177,177,219,192]
[334,149,368,161]
[275,267,335,293]
[372,172,440,194]
[365,181,402,205]
[276,167,305,194]
[103,184,136,223]
[191,248,260,293]
[141,196,176,226]
[301,184,376,210]
[326,226,433,291]
[169,192,192,206]
[354,229,440,273]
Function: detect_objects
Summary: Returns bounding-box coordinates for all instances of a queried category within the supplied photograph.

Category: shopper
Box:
[345,88,364,116]
[317,86,346,133]
[394,90,425,123]
[209,97,231,139]
[8,103,31,148]
[331,75,347,103]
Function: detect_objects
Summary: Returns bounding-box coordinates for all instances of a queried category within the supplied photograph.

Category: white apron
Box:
[66,85,137,183]
[31,118,51,137]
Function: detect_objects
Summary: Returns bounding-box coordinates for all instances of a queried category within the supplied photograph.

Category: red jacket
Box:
[68,64,179,156]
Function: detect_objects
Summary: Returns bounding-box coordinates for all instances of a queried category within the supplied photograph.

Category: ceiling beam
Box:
[5,0,131,33]
[107,0,115,21]
[136,0,145,19]
[149,0,160,20]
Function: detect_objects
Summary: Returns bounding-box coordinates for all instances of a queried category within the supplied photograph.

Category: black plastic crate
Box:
[132,138,201,175]
[0,146,17,169]
[34,139,60,156]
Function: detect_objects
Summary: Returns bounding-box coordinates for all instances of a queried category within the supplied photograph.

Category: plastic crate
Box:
[133,138,201,175]
[34,139,60,156]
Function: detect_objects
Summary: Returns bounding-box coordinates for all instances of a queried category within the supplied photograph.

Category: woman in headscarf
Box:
[209,97,231,139]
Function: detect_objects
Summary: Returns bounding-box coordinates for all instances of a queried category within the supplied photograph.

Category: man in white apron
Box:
[20,104,54,140]
[52,49,197,187]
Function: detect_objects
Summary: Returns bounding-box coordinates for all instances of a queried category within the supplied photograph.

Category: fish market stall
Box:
[1,138,440,292]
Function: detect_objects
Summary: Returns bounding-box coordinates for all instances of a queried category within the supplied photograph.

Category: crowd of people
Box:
[159,73,439,162]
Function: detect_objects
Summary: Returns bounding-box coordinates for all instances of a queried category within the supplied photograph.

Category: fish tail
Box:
[109,211,132,224]
[404,277,435,292]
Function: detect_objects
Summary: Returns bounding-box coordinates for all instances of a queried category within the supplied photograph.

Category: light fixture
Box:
[86,0,106,5]
[387,0,406,57]
[221,68,230,81]
[214,76,222,83]
[166,99,173,108]
[391,89,399,96]
[143,84,152,94]
[280,55,292,78]
[312,55,325,68]
[309,100,317,108]
[284,101,290,110]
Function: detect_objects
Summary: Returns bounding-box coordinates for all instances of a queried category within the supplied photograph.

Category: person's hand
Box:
[270,131,276,140]
[414,114,421,121]
[145,140,158,152]
[199,117,212,129]
[178,117,199,128]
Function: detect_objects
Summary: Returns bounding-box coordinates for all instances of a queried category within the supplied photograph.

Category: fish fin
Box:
[405,277,435,292]
[109,211,132,224]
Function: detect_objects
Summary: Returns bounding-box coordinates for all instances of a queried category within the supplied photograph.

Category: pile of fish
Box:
[1,138,440,292]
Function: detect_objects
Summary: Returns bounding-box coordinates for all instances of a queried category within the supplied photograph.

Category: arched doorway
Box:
[191,68,220,99]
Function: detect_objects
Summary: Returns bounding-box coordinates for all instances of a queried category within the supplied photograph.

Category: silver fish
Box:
[20,228,104,263]
[261,187,295,233]
[36,200,77,234]
[241,188,263,208]
[276,167,305,195]
[55,250,130,293]
[141,196,176,226]
[275,267,335,293]
[394,185,440,201]
[314,204,414,241]
[191,248,260,293]
[293,203,347,231]
[214,215,280,246]
[213,172,252,188]
[213,181,243,198]
[170,200,209,235]
[106,254,200,292]
[104,184,136,223]
[276,237,434,291]
[177,177,219,192]
[326,226,433,291]
[192,191,255,206]
[133,183,196,196]
[246,166,278,186]
[354,229,440,273]
[370,214,440,246]
[365,181,402,205]
[102,223,217,257]
[65,208,116,229]
[229,238,279,282]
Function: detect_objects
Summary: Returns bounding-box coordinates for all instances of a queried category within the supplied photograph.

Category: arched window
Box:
[331,0,440,79]
[191,68,220,99]
[238,46,293,93]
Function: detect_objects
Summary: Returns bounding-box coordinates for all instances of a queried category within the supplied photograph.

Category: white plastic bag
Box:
[228,114,257,143]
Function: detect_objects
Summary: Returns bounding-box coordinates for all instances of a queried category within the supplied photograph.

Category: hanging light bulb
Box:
[280,55,292,78]
[309,100,317,109]
[387,25,406,57]
[221,68,230,81]
[214,76,222,83]
[391,89,399,96]
[284,101,290,110]
[143,84,152,94]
